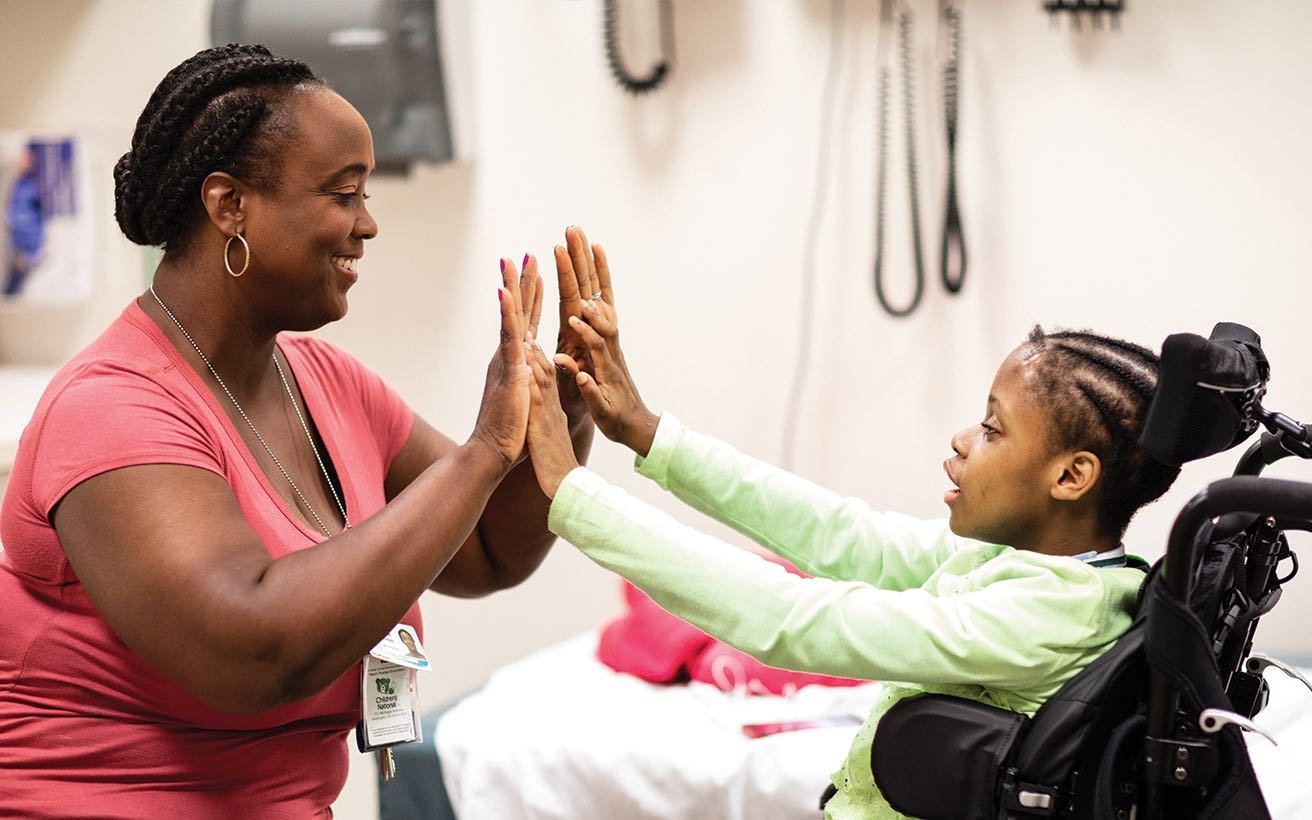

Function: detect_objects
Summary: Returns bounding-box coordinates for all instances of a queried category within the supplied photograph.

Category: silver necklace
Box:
[150,285,351,538]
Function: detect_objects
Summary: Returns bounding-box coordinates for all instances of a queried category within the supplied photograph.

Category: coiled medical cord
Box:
[873,6,927,318]
[940,2,966,294]
[602,0,674,95]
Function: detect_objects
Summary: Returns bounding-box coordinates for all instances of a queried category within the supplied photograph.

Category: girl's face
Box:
[241,88,378,331]
[943,347,1071,549]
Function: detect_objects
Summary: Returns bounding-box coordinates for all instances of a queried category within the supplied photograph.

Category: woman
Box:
[0,44,592,818]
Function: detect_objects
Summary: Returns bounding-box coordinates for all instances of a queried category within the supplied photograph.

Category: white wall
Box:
[5,1,1312,817]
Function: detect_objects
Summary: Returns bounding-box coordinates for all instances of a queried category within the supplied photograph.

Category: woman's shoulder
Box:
[9,304,227,524]
[19,301,231,469]
[41,302,189,410]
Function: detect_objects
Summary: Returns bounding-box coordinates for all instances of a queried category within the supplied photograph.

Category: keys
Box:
[379,747,396,781]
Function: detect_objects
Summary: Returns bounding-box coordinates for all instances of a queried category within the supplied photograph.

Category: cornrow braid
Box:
[113,43,325,251]
[1025,326,1181,537]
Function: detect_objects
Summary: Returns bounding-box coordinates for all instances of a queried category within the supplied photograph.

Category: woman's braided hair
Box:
[1025,326,1181,537]
[113,43,324,252]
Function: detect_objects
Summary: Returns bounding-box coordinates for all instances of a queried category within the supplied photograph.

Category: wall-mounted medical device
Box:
[211,0,474,174]
[1042,0,1125,30]
[603,0,674,95]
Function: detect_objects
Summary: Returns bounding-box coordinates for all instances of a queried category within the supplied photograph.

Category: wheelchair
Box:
[867,323,1312,819]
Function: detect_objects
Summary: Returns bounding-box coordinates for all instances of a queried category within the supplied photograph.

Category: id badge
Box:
[355,623,429,753]
[356,656,421,751]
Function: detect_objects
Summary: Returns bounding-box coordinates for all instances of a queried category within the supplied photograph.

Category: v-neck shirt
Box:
[0,299,415,817]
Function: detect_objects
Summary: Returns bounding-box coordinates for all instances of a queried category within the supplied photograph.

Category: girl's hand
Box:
[553,245,659,458]
[469,257,538,468]
[553,226,607,409]
[525,339,580,498]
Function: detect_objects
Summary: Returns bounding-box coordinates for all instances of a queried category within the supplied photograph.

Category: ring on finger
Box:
[590,291,602,300]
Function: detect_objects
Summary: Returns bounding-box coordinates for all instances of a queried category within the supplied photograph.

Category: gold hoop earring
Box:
[224,233,251,277]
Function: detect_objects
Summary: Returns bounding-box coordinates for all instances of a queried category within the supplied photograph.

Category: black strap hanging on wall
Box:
[940,0,966,294]
[602,0,675,95]
[872,0,927,318]
[872,0,968,318]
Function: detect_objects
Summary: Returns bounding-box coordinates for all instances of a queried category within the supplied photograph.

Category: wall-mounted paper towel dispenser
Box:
[212,0,473,174]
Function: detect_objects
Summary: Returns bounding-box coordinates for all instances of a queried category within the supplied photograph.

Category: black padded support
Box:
[871,694,1027,820]
[1144,579,1230,712]
[1139,324,1267,467]
[1011,627,1147,786]
[1194,728,1272,820]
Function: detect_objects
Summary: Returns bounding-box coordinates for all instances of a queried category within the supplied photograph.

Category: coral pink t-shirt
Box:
[0,300,417,818]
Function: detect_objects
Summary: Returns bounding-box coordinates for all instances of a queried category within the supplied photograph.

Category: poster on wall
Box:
[0,133,93,306]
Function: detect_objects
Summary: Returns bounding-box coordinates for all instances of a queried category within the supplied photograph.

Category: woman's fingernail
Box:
[499,258,506,273]
[522,253,529,269]
[497,287,504,302]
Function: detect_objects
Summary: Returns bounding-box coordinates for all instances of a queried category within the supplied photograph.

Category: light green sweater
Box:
[548,414,1145,819]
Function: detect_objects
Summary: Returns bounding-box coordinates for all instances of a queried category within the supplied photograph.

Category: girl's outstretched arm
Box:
[635,413,966,588]
[549,466,1134,701]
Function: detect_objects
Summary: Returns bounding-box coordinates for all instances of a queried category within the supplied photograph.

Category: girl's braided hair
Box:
[1025,326,1181,537]
[113,43,324,252]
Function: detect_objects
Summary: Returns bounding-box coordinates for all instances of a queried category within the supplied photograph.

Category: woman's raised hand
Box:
[552,236,659,458]
[469,256,540,467]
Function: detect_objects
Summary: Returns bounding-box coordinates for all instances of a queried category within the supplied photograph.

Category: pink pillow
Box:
[596,581,712,683]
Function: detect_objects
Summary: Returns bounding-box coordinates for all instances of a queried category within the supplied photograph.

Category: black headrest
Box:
[1138,323,1269,467]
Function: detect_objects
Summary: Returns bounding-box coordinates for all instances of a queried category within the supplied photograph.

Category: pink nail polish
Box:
[499,258,506,273]
[522,253,529,269]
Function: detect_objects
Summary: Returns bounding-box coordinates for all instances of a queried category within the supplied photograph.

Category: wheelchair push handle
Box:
[1164,476,1312,601]
[1232,423,1312,476]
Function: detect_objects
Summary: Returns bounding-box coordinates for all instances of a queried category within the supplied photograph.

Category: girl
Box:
[521,228,1180,819]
